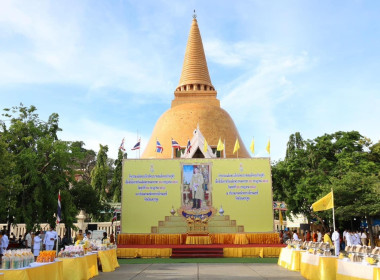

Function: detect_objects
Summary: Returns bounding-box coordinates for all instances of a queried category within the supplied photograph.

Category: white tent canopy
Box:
[181,124,216,159]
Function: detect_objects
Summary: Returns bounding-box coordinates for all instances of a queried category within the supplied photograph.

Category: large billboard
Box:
[122,158,274,233]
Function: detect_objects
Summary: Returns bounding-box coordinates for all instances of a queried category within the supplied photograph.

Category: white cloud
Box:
[58,118,147,160]
[0,0,175,101]
[204,39,277,67]
[221,46,312,118]
[205,39,316,160]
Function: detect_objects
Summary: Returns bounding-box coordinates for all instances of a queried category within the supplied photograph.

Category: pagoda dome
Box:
[141,103,250,158]
[141,16,250,159]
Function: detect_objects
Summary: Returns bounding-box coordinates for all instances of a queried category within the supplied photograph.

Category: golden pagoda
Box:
[142,16,250,158]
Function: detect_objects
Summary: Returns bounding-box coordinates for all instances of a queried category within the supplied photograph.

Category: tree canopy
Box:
[0,104,121,230]
[272,131,380,233]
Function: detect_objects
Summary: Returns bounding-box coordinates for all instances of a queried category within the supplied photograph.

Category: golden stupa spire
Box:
[176,14,214,91]
[142,13,250,159]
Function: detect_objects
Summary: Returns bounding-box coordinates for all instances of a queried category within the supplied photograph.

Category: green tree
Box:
[91,144,110,201]
[0,136,21,232]
[111,149,123,202]
[331,172,379,247]
[0,105,78,229]
[70,141,96,184]
[273,131,380,242]
[70,180,106,220]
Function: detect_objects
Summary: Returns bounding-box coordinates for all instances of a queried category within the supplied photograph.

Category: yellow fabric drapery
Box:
[0,273,3,280]
[224,248,261,258]
[59,257,88,280]
[117,248,172,258]
[262,247,283,257]
[246,233,280,244]
[233,234,249,245]
[98,249,120,272]
[118,233,280,245]
[336,259,379,280]
[58,253,98,280]
[117,234,186,245]
[86,254,99,279]
[223,247,282,258]
[285,252,380,280]
[209,233,280,244]
[0,261,63,280]
[318,256,337,279]
[209,234,234,244]
[300,252,337,280]
[277,248,305,271]
[374,267,380,280]
[185,235,212,245]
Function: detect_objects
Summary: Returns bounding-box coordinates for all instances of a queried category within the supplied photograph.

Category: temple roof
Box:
[177,18,214,90]
[181,124,217,159]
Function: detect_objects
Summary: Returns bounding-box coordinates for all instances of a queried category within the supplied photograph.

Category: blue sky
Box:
[1,0,379,161]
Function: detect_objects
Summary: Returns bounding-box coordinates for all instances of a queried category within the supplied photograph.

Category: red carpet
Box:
[117,244,286,249]
[171,247,224,258]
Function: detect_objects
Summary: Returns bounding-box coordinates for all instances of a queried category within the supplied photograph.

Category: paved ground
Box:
[97,263,304,279]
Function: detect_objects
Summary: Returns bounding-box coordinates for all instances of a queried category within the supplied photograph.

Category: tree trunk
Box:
[367,216,375,249]
[311,212,328,232]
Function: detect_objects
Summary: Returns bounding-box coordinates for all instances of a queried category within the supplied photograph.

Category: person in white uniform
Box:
[355,231,361,245]
[25,231,32,249]
[190,167,204,209]
[360,231,367,246]
[83,232,91,242]
[332,229,340,256]
[346,230,353,246]
[0,231,9,255]
[292,230,300,241]
[317,229,322,242]
[43,227,57,251]
[33,231,42,260]
[352,231,360,245]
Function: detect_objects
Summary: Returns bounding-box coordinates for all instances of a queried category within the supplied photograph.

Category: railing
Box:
[0,221,121,239]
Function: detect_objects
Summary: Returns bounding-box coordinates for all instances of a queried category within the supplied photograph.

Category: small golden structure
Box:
[186,215,209,234]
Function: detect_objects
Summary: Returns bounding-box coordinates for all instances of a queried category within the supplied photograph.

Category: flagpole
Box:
[114,213,117,245]
[56,223,59,256]
[332,188,336,231]
[136,130,138,159]
[56,190,61,256]
[171,138,173,159]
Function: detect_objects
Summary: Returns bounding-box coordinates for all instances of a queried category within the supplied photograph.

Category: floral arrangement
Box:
[36,251,56,262]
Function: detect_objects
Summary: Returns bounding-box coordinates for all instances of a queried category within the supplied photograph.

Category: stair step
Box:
[172,249,223,253]
[171,254,223,258]
[171,247,224,258]
[173,251,222,254]
[172,248,224,252]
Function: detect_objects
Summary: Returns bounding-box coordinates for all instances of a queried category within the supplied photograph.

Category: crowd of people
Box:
[0,226,59,261]
[73,229,113,244]
[279,228,376,256]
[0,226,116,264]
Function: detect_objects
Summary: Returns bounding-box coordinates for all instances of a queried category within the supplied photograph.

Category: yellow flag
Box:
[233,138,240,154]
[217,138,224,151]
[250,138,254,154]
[204,138,208,153]
[266,139,270,154]
[279,210,283,226]
[312,191,334,211]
